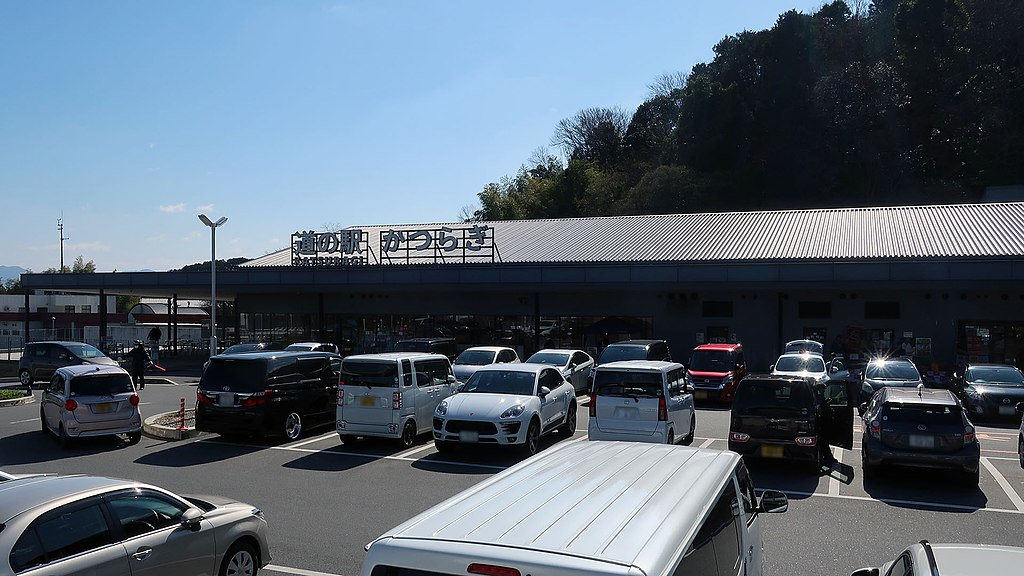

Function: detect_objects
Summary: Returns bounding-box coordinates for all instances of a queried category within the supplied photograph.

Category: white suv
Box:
[433,363,577,455]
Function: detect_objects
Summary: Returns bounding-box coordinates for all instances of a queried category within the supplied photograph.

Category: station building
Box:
[19,202,1024,372]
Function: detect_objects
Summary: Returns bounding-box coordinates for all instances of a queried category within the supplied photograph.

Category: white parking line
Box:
[266,444,508,471]
[283,432,337,450]
[9,418,37,425]
[698,438,716,449]
[394,443,436,459]
[980,456,1024,512]
[828,447,843,496]
[264,564,345,576]
[766,487,1024,515]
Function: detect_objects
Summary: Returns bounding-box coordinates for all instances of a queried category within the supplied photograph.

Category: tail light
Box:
[869,420,881,439]
[658,396,667,421]
[241,390,274,408]
[64,399,78,411]
[589,393,596,417]
[392,391,402,410]
[730,431,750,442]
[336,388,344,405]
[468,564,521,576]
[794,436,817,446]
[129,394,140,406]
[196,390,213,405]
[964,425,975,442]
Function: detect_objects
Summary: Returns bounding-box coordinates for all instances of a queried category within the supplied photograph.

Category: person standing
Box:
[123,340,152,390]
[147,326,162,363]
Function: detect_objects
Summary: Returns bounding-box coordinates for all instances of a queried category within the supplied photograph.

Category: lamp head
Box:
[214,216,228,226]
[198,214,213,227]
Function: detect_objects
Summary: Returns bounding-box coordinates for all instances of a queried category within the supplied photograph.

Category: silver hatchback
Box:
[39,364,142,447]
[0,474,271,576]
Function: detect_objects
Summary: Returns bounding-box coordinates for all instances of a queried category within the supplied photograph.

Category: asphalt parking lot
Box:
[1,377,1022,576]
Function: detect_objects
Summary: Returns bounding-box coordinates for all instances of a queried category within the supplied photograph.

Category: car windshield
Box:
[689,350,732,372]
[63,344,106,359]
[455,350,497,366]
[223,343,262,354]
[598,345,646,364]
[865,361,920,381]
[70,373,134,396]
[526,352,569,366]
[966,366,1024,386]
[394,341,430,353]
[594,371,662,397]
[285,344,315,351]
[341,360,399,388]
[200,358,269,392]
[774,356,826,373]
[733,380,813,413]
[785,341,823,354]
[883,403,962,425]
[461,370,536,396]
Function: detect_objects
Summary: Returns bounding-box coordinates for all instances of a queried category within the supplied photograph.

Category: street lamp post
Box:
[51,316,56,339]
[198,214,228,357]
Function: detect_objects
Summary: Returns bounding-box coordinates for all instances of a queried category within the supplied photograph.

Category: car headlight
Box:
[861,383,874,396]
[965,387,981,400]
[722,374,734,384]
[436,400,448,416]
[500,405,525,419]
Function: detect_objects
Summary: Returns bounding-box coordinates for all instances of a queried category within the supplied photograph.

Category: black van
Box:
[393,338,457,362]
[728,374,857,472]
[195,351,341,441]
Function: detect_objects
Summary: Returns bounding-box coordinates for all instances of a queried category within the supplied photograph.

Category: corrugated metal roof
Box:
[242,202,1024,267]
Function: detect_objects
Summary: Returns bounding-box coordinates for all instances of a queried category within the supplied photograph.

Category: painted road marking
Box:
[980,456,1024,512]
[828,447,844,496]
[765,488,1024,515]
[699,438,716,448]
[264,564,344,576]
[9,418,37,424]
[283,431,337,450]
[394,443,437,459]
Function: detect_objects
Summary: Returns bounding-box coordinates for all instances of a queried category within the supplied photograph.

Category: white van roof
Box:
[343,352,449,362]
[366,441,740,573]
[597,360,683,372]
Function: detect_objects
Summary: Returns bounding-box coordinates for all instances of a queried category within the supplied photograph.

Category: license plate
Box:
[760,445,784,458]
[92,402,115,414]
[459,430,479,442]
[218,394,234,407]
[999,405,1016,416]
[359,396,376,407]
[694,391,709,400]
[908,434,935,448]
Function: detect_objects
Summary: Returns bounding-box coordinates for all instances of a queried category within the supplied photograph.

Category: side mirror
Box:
[757,490,788,513]
[456,383,465,392]
[180,507,204,532]
[830,365,839,374]
[447,375,457,384]
[850,569,880,576]
[769,364,775,372]
[539,386,551,397]
[1016,402,1024,416]
[858,402,868,416]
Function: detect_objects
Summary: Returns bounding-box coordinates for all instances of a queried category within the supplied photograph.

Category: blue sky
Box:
[2,0,825,273]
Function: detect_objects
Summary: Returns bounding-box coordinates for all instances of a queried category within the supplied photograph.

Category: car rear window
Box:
[774,356,826,373]
[689,349,732,372]
[70,373,134,396]
[200,358,269,392]
[594,371,663,397]
[455,350,495,366]
[526,352,569,366]
[341,360,399,388]
[733,380,813,412]
[63,343,107,359]
[598,345,646,364]
[394,341,430,353]
[882,403,963,425]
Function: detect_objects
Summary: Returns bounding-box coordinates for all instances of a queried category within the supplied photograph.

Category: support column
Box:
[533,292,541,354]
[172,294,178,356]
[166,297,172,358]
[234,296,241,344]
[23,292,30,343]
[99,289,108,352]
[318,293,325,342]
[777,292,784,357]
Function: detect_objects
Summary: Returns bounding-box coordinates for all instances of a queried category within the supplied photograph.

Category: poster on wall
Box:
[915,337,932,357]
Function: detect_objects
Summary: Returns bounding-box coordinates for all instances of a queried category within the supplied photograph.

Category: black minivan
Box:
[196,351,341,441]
[728,375,857,472]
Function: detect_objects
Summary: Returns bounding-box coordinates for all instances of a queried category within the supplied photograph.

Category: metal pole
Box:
[210,225,217,357]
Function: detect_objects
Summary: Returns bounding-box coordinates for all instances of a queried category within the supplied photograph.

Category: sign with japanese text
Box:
[380,224,498,264]
[291,230,371,266]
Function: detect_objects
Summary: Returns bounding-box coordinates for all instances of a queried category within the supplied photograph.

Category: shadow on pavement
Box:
[861,465,988,512]
[0,431,136,466]
[745,458,828,498]
[134,438,265,467]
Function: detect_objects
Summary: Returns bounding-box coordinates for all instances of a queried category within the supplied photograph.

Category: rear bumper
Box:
[336,420,400,438]
[728,438,818,462]
[588,425,667,443]
[195,406,270,435]
[863,437,980,472]
[65,421,142,438]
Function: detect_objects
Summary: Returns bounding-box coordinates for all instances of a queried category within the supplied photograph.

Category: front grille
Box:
[444,420,498,435]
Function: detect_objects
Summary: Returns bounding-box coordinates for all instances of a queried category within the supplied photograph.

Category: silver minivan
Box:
[361,441,789,576]
[40,364,142,447]
[589,360,696,445]
[337,352,456,447]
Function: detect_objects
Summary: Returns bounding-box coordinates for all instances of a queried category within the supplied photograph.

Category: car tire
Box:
[58,423,71,449]
[127,431,142,445]
[559,404,577,437]
[400,420,417,448]
[1018,436,1024,469]
[219,540,258,576]
[964,466,980,487]
[861,448,878,481]
[810,449,822,474]
[19,369,32,388]
[283,412,302,441]
[683,415,696,445]
[39,407,48,434]
[521,420,540,457]
[338,434,361,445]
[666,429,675,445]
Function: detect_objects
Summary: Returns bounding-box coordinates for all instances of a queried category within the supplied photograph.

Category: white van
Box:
[589,360,696,444]
[337,352,456,447]
[360,441,789,576]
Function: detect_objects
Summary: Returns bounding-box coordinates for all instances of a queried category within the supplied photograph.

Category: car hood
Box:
[772,369,826,380]
[968,384,1024,397]
[445,393,531,418]
[864,378,922,390]
[85,356,119,366]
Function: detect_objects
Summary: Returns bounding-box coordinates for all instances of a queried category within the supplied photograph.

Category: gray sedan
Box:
[0,475,271,575]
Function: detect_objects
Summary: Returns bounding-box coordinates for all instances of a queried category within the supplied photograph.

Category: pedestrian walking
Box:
[148,326,162,363]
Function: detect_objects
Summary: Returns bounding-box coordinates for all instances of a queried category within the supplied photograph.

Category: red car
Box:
[687,343,746,402]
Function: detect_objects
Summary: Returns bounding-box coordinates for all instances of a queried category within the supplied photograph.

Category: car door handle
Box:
[131,547,154,561]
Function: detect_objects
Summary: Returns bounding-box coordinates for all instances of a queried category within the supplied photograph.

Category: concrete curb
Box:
[0,393,35,407]
[143,411,202,441]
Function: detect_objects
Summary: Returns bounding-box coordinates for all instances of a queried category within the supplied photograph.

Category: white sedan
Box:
[771,352,829,381]
[525,349,594,394]
[452,346,519,382]
[433,363,577,456]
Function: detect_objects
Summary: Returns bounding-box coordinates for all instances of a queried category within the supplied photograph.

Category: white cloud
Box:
[195,204,215,212]
[160,203,186,213]
[182,231,202,241]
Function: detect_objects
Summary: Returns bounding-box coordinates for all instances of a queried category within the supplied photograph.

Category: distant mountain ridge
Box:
[0,265,26,283]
